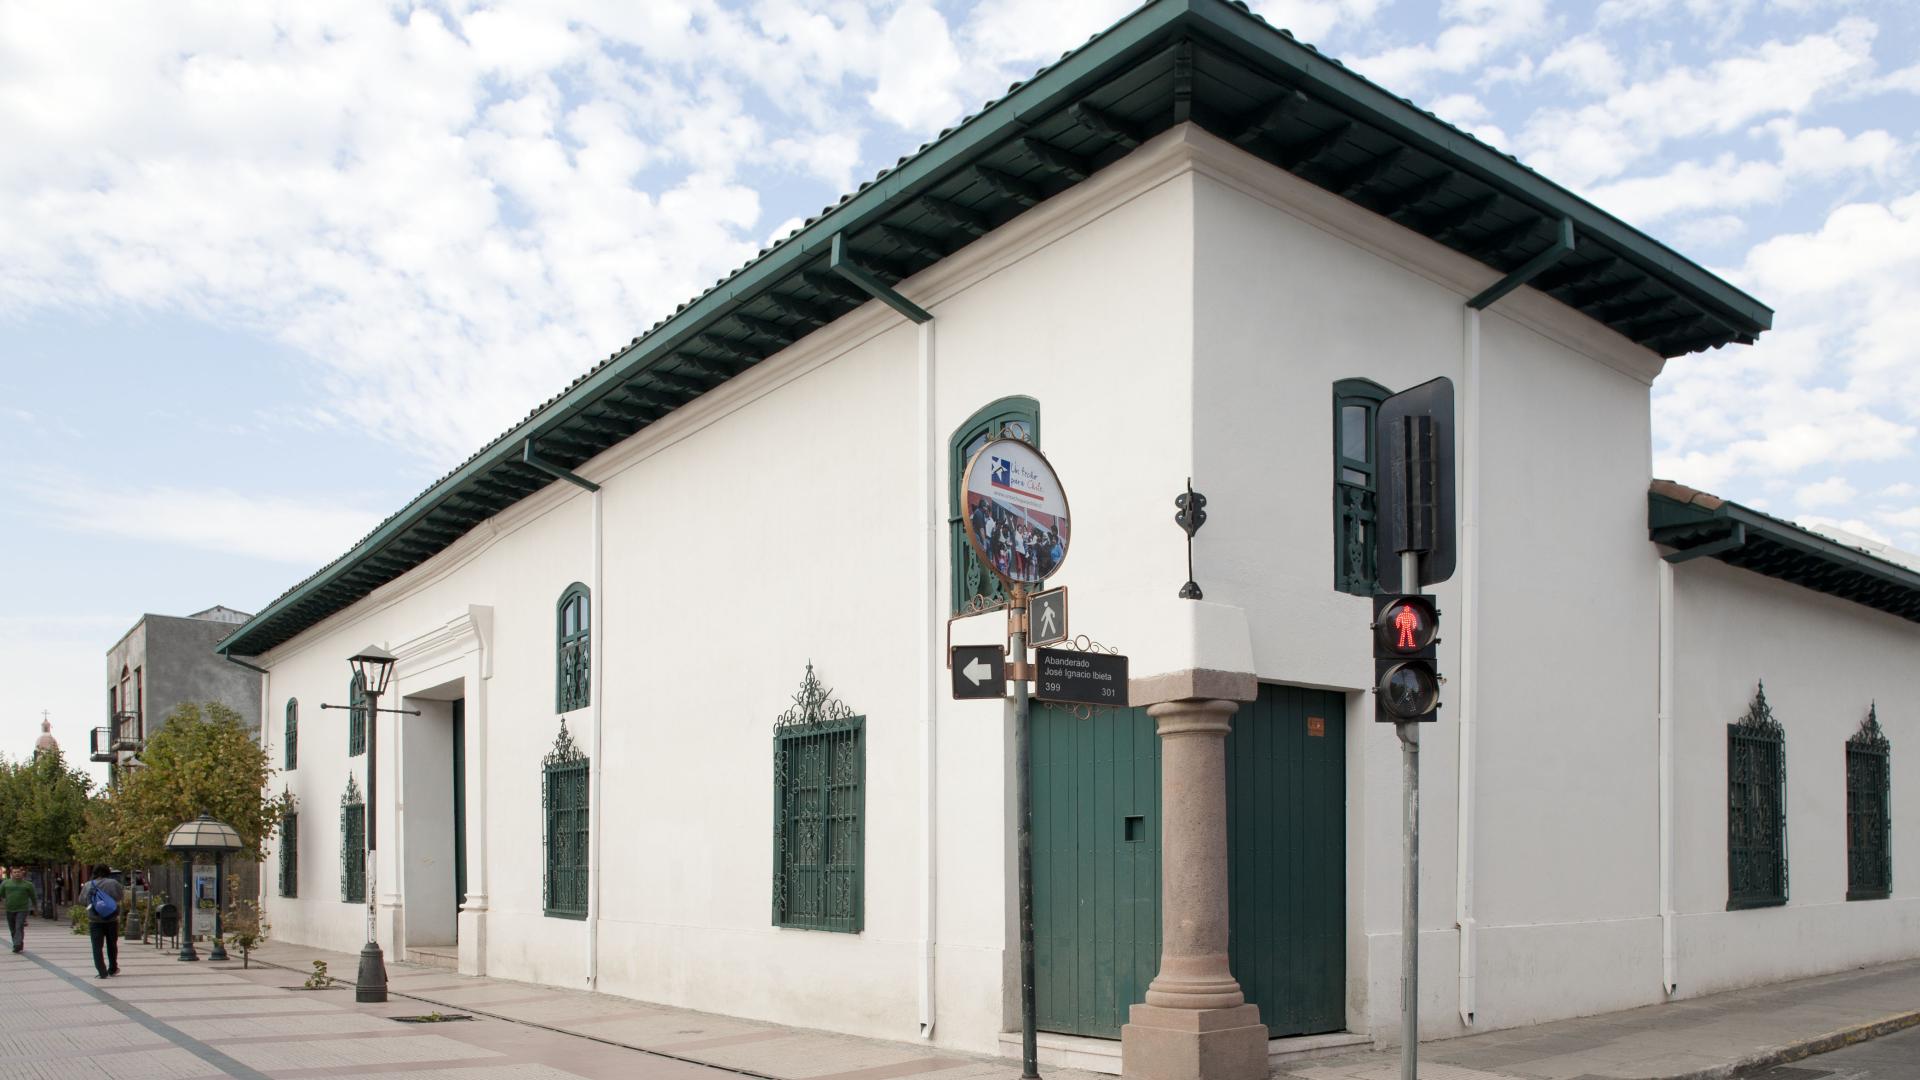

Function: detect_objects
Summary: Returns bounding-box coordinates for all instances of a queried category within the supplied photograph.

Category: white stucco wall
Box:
[1670,557,1920,997]
[252,121,1920,1058]
[1187,125,1668,1040]
[257,128,1201,1054]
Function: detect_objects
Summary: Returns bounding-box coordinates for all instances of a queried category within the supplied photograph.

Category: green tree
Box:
[3,746,94,867]
[80,702,291,867]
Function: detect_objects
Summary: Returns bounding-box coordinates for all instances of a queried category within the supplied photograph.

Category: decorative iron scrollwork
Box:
[775,663,856,733]
[544,717,586,767]
[340,773,362,808]
[1727,681,1787,908]
[1847,702,1891,901]
[1735,680,1783,735]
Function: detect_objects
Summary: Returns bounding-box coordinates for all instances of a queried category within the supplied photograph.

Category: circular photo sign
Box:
[961,438,1070,586]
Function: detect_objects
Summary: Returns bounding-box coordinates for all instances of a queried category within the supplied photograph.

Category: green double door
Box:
[1031,684,1346,1039]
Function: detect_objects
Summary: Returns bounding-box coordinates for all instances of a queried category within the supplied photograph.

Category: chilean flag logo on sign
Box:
[991,456,1012,489]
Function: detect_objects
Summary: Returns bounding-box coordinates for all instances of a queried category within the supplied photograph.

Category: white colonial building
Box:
[220,1,1920,1074]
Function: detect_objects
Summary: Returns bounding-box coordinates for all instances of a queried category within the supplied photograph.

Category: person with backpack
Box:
[81,865,122,978]
[3,867,38,952]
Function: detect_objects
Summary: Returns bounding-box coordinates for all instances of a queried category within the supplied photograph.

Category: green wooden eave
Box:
[1650,482,1920,624]
[218,0,1775,659]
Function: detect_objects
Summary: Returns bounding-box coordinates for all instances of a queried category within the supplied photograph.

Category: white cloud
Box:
[1583,121,1898,224]
[1796,514,1891,546]
[12,476,383,564]
[1796,476,1856,507]
[1348,0,1550,93]
[1517,17,1878,186]
[1671,213,1748,249]
[1539,36,1624,94]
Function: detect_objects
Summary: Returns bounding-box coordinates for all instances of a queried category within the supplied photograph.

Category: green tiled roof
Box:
[220,0,1774,658]
[1651,481,1920,624]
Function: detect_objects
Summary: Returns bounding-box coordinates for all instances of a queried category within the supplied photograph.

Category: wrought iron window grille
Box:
[1727,682,1788,910]
[285,698,298,770]
[348,672,367,757]
[280,809,299,899]
[543,718,590,919]
[772,664,865,934]
[557,583,591,713]
[1847,703,1891,901]
[949,398,1038,615]
[1332,378,1389,596]
[340,775,366,903]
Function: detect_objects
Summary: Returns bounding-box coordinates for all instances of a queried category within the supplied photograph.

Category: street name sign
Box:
[960,438,1071,586]
[1030,586,1068,647]
[1033,647,1129,707]
[950,645,1006,700]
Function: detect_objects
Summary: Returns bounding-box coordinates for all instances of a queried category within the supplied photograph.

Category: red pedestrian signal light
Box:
[1372,596,1438,656]
[1372,594,1441,723]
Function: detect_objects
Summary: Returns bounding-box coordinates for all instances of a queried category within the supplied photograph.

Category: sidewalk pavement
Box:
[9,917,1915,1080]
[1284,960,1920,1080]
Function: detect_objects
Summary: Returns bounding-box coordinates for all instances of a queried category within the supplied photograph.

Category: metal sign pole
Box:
[1396,550,1420,1080]
[1011,585,1039,1080]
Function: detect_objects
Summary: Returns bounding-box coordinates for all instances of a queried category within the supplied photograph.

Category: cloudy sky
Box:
[3,0,1916,770]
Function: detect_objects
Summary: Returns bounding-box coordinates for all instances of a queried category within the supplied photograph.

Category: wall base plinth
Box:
[1121,1003,1266,1080]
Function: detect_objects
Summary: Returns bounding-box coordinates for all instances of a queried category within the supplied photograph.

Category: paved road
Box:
[1752,1027,1920,1080]
[1,919,734,1080]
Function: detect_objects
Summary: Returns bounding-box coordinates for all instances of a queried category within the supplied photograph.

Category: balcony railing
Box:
[111,710,142,752]
[89,726,114,763]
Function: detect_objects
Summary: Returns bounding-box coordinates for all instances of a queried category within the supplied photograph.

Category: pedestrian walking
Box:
[80,865,122,978]
[3,867,37,953]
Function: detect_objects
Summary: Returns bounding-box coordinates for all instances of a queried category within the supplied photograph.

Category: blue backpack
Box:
[88,881,117,919]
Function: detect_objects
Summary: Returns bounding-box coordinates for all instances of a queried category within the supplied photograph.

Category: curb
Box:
[1656,1008,1920,1080]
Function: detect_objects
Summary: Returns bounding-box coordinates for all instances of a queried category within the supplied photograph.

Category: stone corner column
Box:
[1122,669,1267,1080]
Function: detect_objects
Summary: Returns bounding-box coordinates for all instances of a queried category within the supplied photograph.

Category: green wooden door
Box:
[1032,701,1160,1038]
[1226,684,1347,1036]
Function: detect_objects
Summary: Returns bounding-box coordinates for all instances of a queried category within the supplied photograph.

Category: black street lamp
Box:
[344,645,396,1003]
[163,814,243,963]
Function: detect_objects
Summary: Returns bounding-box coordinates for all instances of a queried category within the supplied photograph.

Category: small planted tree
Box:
[2,746,94,869]
[80,702,292,868]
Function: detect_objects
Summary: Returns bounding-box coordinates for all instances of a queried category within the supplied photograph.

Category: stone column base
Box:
[1121,1003,1267,1080]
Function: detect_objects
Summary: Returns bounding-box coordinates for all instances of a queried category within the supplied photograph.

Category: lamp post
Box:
[163,814,243,964]
[347,645,397,1004]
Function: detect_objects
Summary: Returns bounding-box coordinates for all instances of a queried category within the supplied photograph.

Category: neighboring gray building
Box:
[96,605,260,768]
[99,605,263,931]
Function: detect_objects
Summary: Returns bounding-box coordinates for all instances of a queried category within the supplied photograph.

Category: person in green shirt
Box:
[3,867,38,953]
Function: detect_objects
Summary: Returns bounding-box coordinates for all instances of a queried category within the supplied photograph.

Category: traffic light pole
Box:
[1396,550,1421,1080]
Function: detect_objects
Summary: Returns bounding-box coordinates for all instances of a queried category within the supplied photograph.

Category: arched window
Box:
[1332,378,1390,595]
[949,396,1039,614]
[285,699,298,770]
[348,672,367,756]
[557,583,591,713]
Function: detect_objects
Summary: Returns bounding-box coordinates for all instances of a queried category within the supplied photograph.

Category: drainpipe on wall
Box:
[1455,307,1482,1027]
[917,316,940,1040]
[1658,559,1677,995]
[1453,217,1572,1027]
[588,485,605,990]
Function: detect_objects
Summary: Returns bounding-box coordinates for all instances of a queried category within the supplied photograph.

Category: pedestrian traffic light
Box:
[1373,594,1440,722]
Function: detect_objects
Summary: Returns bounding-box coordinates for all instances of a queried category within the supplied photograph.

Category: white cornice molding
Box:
[391,604,494,686]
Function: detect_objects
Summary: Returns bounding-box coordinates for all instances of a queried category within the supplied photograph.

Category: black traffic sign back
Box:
[1033,647,1129,707]
[951,645,1007,700]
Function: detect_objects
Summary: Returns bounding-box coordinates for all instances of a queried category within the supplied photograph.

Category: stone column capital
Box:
[1145,698,1238,739]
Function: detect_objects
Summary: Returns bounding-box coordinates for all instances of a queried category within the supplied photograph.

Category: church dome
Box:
[34,716,57,753]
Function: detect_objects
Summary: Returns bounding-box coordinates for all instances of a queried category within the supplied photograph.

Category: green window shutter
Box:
[348,672,367,757]
[542,719,590,918]
[280,812,299,899]
[340,776,366,903]
[557,583,591,713]
[949,397,1039,615]
[1847,705,1891,901]
[1332,379,1389,596]
[285,699,298,770]
[1728,683,1787,910]
[772,665,864,933]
